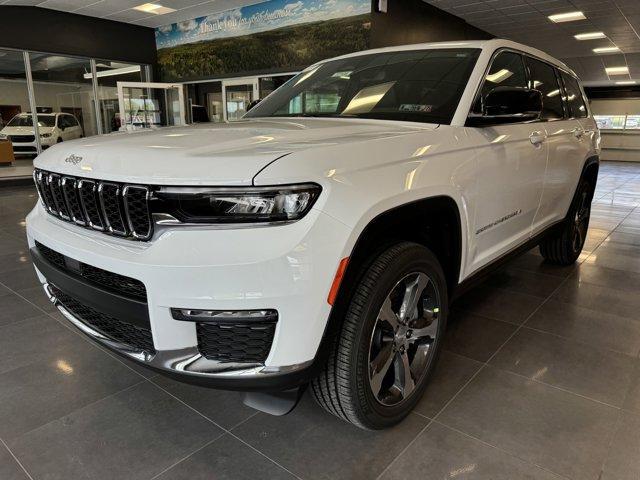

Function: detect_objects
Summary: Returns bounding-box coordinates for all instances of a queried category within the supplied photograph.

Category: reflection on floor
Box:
[0,161,639,480]
[0,157,34,179]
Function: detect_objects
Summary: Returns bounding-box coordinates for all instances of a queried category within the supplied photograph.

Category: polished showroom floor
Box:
[1,161,640,480]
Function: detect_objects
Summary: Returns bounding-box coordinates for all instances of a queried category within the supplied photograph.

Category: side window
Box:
[473,51,527,113]
[560,71,588,118]
[525,57,564,120]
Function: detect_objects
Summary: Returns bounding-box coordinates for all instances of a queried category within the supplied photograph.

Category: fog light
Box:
[171,308,278,323]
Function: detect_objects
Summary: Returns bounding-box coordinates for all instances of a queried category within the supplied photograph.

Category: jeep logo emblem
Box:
[65,154,83,165]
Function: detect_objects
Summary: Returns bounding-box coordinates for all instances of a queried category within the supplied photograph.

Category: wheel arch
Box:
[308,195,464,377]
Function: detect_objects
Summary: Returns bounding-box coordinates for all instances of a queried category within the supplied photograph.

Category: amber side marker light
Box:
[328,257,350,305]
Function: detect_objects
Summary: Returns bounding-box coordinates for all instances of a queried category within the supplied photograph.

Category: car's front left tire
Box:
[311,242,448,429]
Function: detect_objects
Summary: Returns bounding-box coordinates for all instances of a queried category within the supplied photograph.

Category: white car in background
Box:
[0,112,82,154]
[26,39,599,430]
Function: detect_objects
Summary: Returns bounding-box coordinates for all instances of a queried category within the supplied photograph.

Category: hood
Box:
[1,126,38,135]
[33,118,437,185]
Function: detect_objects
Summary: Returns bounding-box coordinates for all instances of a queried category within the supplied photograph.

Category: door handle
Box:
[572,127,585,139]
[529,131,546,146]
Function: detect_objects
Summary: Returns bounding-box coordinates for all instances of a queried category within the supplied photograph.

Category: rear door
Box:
[466,50,548,272]
[531,62,589,230]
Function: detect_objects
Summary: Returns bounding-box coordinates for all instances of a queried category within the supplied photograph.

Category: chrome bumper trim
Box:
[43,283,312,379]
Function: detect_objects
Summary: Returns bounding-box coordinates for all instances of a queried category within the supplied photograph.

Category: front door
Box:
[465,50,548,273]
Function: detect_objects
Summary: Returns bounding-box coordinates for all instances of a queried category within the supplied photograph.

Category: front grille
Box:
[34,168,152,241]
[51,285,155,354]
[36,241,147,302]
[196,321,277,364]
[9,135,35,143]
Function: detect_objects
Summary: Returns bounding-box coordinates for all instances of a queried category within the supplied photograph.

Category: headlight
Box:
[0,134,7,140]
[152,183,321,224]
[40,133,52,138]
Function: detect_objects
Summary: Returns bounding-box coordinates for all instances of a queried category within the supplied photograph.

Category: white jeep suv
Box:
[26,39,599,429]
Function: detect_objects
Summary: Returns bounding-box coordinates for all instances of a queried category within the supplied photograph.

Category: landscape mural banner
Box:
[155,0,372,81]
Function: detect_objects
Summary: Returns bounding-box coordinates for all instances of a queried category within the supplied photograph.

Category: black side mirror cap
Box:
[467,87,543,127]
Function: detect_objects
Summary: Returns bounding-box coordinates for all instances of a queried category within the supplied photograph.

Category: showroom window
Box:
[0,48,150,179]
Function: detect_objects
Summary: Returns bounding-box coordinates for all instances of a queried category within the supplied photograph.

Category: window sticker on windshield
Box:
[399,104,433,113]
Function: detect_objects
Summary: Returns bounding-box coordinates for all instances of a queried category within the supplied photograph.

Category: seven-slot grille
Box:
[34,169,152,240]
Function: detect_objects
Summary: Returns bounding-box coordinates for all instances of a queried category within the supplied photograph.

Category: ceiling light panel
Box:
[574,32,606,40]
[548,11,586,23]
[593,46,620,53]
[133,3,176,15]
[606,66,630,75]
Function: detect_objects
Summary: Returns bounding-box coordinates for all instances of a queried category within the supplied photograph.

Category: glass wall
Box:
[96,61,145,133]
[0,49,33,176]
[30,54,95,144]
[0,49,150,179]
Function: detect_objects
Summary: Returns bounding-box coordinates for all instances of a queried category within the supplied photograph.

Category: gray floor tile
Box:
[0,249,33,274]
[552,281,640,320]
[414,350,483,418]
[454,285,544,325]
[380,421,563,480]
[152,375,256,430]
[484,268,565,298]
[0,444,29,480]
[15,285,57,313]
[0,340,143,442]
[605,231,640,246]
[0,290,45,327]
[155,433,295,480]
[0,265,40,291]
[9,382,222,480]
[232,395,427,480]
[444,310,517,362]
[439,367,619,479]
[505,251,576,278]
[601,412,640,480]
[623,361,640,415]
[580,247,640,274]
[0,315,77,375]
[572,262,640,292]
[526,299,640,357]
[490,328,636,406]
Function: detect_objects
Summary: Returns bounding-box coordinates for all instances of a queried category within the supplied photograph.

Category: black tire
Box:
[311,242,448,429]
[539,179,593,265]
[56,137,63,143]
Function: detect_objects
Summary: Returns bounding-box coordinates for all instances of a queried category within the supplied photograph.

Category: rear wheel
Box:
[311,242,448,429]
[539,179,592,265]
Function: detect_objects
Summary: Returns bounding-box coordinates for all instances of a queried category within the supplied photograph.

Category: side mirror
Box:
[468,87,542,126]
[246,99,262,112]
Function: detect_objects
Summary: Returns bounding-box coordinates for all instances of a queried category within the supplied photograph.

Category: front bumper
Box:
[26,202,352,390]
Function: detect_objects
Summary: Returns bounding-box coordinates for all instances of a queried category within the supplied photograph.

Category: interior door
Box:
[466,50,548,272]
[116,81,186,130]
[222,79,259,122]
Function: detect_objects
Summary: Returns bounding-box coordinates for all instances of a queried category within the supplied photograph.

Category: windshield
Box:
[245,48,480,124]
[7,115,56,128]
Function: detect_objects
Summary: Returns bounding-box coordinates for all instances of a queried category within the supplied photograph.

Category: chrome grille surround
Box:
[34,168,153,241]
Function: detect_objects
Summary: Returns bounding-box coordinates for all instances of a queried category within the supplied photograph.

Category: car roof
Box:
[310,38,577,79]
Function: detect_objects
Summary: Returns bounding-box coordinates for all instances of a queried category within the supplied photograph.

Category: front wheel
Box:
[539,179,593,265]
[311,242,448,429]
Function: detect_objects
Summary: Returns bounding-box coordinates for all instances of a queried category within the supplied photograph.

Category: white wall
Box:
[590,98,640,162]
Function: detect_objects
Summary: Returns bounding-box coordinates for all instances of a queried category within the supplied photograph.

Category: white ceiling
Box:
[424,0,640,86]
[2,0,639,85]
[0,0,265,28]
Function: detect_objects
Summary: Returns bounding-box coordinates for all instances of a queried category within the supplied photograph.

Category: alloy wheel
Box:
[572,190,590,253]
[367,272,441,407]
